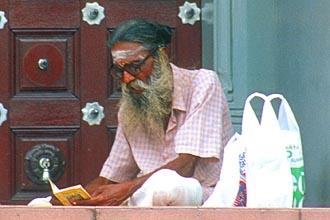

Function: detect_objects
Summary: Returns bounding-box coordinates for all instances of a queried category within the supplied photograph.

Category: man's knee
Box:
[150,169,202,206]
[129,169,202,206]
[152,175,202,206]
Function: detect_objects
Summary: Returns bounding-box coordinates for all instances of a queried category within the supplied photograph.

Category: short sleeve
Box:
[175,69,232,160]
[100,125,140,182]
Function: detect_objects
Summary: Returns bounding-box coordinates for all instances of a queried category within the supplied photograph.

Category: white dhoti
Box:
[128,169,203,206]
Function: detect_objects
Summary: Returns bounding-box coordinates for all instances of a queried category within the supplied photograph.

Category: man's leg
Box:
[128,169,202,206]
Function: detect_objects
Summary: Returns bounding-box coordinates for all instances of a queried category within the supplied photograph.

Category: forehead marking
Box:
[112,46,145,62]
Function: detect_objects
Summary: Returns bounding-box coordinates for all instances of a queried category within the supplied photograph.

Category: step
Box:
[1,206,330,220]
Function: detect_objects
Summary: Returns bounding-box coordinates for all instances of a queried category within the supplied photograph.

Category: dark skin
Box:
[58,42,199,206]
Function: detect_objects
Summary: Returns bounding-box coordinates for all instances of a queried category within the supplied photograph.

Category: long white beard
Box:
[119,51,173,141]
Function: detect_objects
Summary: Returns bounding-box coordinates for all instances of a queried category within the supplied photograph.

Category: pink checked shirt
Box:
[100,63,234,202]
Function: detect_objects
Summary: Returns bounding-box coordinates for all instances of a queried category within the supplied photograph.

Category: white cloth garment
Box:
[28,196,52,207]
[128,169,203,206]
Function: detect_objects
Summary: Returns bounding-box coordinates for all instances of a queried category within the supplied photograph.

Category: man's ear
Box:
[161,47,169,56]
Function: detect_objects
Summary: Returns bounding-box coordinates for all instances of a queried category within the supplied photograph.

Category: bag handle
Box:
[266,94,300,132]
[241,92,268,135]
[260,95,281,130]
[245,92,267,104]
[243,93,299,134]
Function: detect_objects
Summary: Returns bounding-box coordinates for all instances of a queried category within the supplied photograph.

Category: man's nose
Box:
[122,71,136,84]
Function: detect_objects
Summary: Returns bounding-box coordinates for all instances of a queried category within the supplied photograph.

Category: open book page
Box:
[48,178,60,193]
[48,178,91,206]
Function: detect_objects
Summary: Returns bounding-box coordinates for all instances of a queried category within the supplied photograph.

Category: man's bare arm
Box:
[77,153,199,206]
[123,153,199,199]
[84,176,116,194]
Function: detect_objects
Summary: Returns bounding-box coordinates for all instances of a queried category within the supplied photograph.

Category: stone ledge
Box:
[1,206,330,220]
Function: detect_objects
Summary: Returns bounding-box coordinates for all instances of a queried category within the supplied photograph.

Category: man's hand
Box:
[75,182,132,206]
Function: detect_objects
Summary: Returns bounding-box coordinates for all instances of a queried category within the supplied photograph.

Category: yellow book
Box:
[48,178,91,206]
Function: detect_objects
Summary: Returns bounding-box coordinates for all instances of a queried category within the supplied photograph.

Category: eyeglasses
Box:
[110,47,158,79]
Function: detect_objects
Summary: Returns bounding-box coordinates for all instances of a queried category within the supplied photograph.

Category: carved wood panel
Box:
[0,0,201,204]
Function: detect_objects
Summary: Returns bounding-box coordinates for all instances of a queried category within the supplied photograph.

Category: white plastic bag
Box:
[203,92,304,208]
[243,92,293,208]
[269,94,305,207]
[203,133,246,207]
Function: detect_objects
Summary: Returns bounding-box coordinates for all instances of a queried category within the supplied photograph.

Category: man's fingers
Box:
[74,198,95,206]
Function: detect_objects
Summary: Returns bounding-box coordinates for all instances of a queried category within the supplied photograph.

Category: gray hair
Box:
[108,19,173,51]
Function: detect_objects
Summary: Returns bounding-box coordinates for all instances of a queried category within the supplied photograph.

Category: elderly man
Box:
[78,18,233,206]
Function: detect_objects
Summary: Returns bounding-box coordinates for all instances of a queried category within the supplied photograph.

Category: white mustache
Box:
[128,79,149,90]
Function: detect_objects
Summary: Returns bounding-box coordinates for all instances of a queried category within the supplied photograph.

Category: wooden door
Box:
[0,0,201,204]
